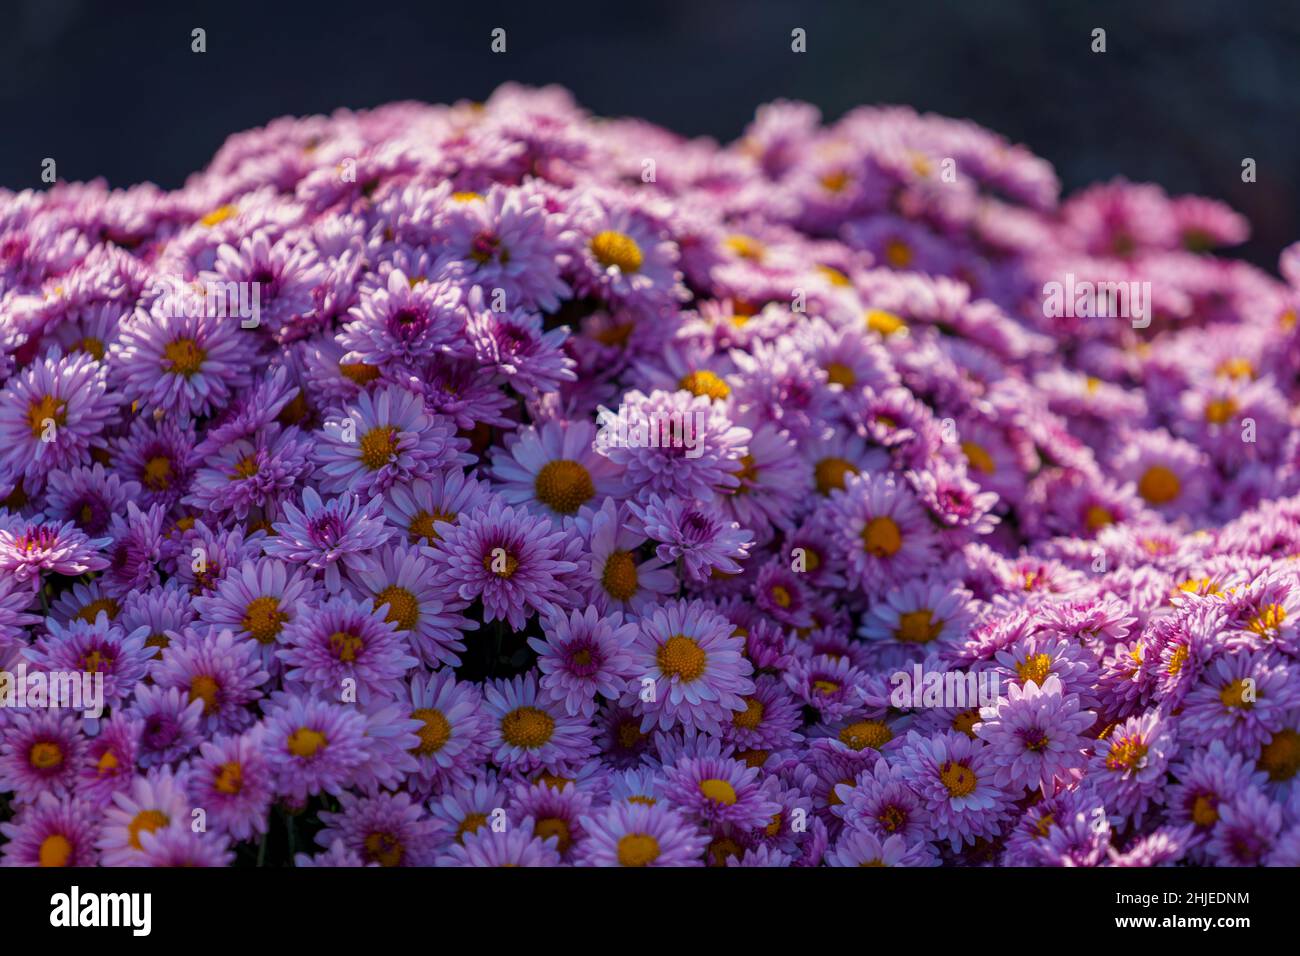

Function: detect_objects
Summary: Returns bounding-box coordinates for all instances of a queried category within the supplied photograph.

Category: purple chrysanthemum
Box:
[623,598,754,735]
[263,487,392,593]
[0,513,109,583]
[0,352,118,489]
[529,605,639,718]
[278,594,417,704]
[314,385,470,497]
[575,800,708,867]
[894,730,1016,851]
[974,674,1096,794]
[429,497,580,631]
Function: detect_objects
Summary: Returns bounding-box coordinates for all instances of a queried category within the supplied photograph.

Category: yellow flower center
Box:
[97,750,120,775]
[732,455,759,489]
[699,778,738,805]
[839,720,893,751]
[1016,653,1053,686]
[962,441,995,475]
[127,810,169,850]
[884,239,913,268]
[376,585,420,631]
[39,834,73,867]
[230,455,260,480]
[164,338,206,377]
[143,455,173,491]
[408,508,454,543]
[242,596,287,644]
[534,459,595,515]
[814,456,856,495]
[214,760,242,795]
[601,550,639,601]
[1218,679,1254,710]
[534,817,572,853]
[1191,793,1219,828]
[1216,357,1254,380]
[895,609,942,644]
[483,548,519,579]
[277,391,310,426]
[287,727,327,758]
[862,516,902,557]
[188,674,220,716]
[1166,644,1189,676]
[1105,736,1148,772]
[29,741,62,770]
[952,709,981,738]
[1176,577,1219,597]
[200,204,237,227]
[501,706,555,749]
[1138,465,1181,505]
[359,427,397,471]
[724,234,765,262]
[824,362,855,387]
[81,649,114,673]
[1246,604,1286,636]
[939,761,977,797]
[657,635,707,682]
[863,806,903,839]
[76,597,120,624]
[733,697,765,730]
[679,369,730,400]
[617,833,660,866]
[1085,504,1115,532]
[865,309,906,336]
[328,631,365,663]
[456,814,488,843]
[26,395,67,438]
[411,708,452,756]
[820,169,850,193]
[590,231,643,273]
[1259,728,1300,782]
[769,585,792,609]
[364,831,404,867]
[1204,397,1238,425]
[817,264,851,286]
[338,361,381,385]
[534,771,574,789]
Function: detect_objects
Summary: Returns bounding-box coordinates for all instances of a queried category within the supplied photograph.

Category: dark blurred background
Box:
[2,0,1299,267]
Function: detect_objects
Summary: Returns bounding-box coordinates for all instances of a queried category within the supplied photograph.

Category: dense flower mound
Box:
[2,85,1300,868]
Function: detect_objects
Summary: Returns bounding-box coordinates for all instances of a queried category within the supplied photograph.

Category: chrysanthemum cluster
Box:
[1,84,1299,867]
